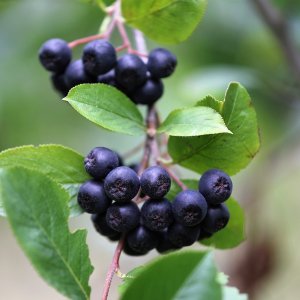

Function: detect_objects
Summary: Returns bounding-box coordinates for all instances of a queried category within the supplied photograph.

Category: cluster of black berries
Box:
[78,147,233,256]
[39,38,177,105]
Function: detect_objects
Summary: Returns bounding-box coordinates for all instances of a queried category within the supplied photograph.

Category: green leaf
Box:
[122,0,207,44]
[120,251,222,300]
[158,106,231,137]
[168,82,260,175]
[166,179,199,201]
[64,84,145,136]
[0,167,93,300]
[200,197,245,249]
[0,144,89,217]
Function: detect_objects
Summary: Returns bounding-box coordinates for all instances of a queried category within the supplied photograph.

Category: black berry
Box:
[198,229,213,241]
[199,169,233,205]
[140,166,171,199]
[82,40,116,76]
[115,54,147,92]
[141,198,173,232]
[127,225,158,254]
[147,48,177,78]
[84,147,119,180]
[97,69,117,86]
[104,166,140,202]
[106,202,140,232]
[156,230,180,254]
[51,73,69,96]
[77,180,112,214]
[172,190,208,227]
[132,78,164,105]
[91,213,121,240]
[64,59,95,89]
[123,240,145,256]
[167,222,200,248]
[39,38,71,73]
[202,204,230,233]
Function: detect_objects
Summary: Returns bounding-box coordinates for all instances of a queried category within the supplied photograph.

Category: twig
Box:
[251,0,300,83]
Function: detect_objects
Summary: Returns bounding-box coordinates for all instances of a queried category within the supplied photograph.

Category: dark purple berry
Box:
[97,69,117,86]
[156,230,180,254]
[199,169,233,205]
[51,73,69,96]
[39,38,71,73]
[91,213,121,240]
[84,147,119,180]
[77,180,111,214]
[123,240,146,256]
[202,204,230,233]
[172,190,208,227]
[140,166,171,199]
[147,48,177,78]
[198,229,213,241]
[106,202,140,232]
[141,198,173,232]
[104,166,140,202]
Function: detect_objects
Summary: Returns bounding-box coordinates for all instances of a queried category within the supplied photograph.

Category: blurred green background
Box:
[1,0,300,299]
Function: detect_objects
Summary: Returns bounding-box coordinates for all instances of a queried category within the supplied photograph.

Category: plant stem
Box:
[160,164,188,191]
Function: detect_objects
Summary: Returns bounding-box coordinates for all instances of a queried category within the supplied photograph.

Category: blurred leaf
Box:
[0,144,89,217]
[168,82,260,175]
[0,167,93,300]
[64,84,145,136]
[200,197,245,249]
[122,0,207,44]
[158,106,231,136]
[120,251,222,300]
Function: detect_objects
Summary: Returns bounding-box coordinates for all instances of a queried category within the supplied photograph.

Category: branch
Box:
[251,0,300,83]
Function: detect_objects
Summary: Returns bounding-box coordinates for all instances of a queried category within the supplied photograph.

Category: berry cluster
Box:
[39,38,177,105]
[78,147,233,256]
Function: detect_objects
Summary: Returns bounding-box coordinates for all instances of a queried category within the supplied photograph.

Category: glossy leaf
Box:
[158,106,231,136]
[0,167,93,299]
[168,82,260,175]
[122,0,207,44]
[64,84,145,136]
[0,144,89,217]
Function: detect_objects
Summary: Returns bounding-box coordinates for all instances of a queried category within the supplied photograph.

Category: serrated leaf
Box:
[64,84,145,136]
[0,144,89,217]
[200,197,245,249]
[120,251,222,300]
[122,0,207,44]
[0,167,93,300]
[168,82,260,175]
[158,106,231,137]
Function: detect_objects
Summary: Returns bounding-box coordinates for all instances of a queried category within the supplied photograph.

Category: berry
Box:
[91,213,121,240]
[127,225,158,254]
[167,222,200,248]
[104,166,140,202]
[77,180,112,214]
[82,40,116,76]
[84,147,119,180]
[97,69,117,86]
[199,169,233,205]
[106,202,140,232]
[198,229,213,241]
[202,204,230,233]
[140,166,171,199]
[123,240,145,256]
[156,230,180,254]
[172,190,208,227]
[51,73,69,96]
[147,48,177,78]
[132,78,164,105]
[39,38,71,73]
[115,54,147,92]
[141,198,173,232]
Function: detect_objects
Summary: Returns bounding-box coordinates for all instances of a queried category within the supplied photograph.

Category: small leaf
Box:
[122,0,207,44]
[64,84,145,136]
[0,144,89,217]
[0,167,94,300]
[168,82,260,175]
[200,197,245,249]
[120,251,222,300]
[158,106,231,136]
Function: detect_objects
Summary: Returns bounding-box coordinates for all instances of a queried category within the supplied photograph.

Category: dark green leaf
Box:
[158,106,231,136]
[120,251,222,300]
[200,197,245,249]
[0,167,93,300]
[122,0,207,44]
[64,84,145,136]
[168,82,260,175]
[0,144,89,217]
